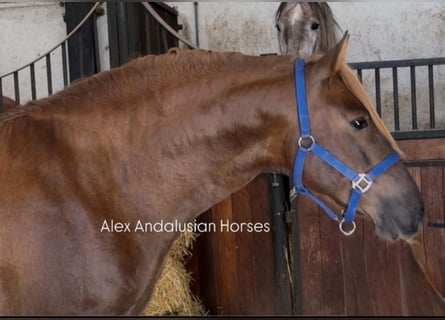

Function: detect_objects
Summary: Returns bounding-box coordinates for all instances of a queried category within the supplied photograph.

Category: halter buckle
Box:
[352,173,372,194]
[298,135,315,152]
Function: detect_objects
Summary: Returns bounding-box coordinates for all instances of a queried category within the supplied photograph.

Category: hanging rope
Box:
[141,2,198,50]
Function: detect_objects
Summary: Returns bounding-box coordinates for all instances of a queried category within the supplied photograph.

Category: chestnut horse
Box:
[0,35,423,315]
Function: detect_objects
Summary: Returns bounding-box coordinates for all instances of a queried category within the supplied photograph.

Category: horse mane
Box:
[275,2,287,20]
[0,49,290,127]
[308,3,342,52]
[0,50,240,116]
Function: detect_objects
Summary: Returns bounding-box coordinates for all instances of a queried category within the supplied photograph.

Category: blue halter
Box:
[292,59,401,236]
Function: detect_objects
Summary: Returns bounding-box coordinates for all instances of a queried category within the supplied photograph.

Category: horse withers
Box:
[0,34,423,315]
[0,96,18,112]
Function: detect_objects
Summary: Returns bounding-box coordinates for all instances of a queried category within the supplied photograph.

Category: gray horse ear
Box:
[315,31,350,79]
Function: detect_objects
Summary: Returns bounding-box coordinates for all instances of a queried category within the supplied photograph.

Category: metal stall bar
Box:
[410,66,417,130]
[374,68,382,117]
[428,64,435,129]
[392,67,400,131]
[0,78,3,112]
[46,54,53,96]
[30,63,36,100]
[349,57,445,137]
[61,42,69,87]
[13,71,20,104]
[0,2,100,101]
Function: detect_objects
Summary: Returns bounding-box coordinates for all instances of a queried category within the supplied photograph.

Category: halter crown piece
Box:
[292,59,401,236]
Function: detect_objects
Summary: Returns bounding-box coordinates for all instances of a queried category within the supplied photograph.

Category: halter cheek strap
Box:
[292,59,401,236]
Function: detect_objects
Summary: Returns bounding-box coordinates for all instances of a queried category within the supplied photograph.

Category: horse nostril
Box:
[419,205,425,221]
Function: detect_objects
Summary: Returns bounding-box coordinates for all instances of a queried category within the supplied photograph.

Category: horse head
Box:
[294,33,424,241]
[275,2,341,57]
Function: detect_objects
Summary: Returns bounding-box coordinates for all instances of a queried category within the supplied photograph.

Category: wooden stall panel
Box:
[189,174,291,315]
[297,137,445,316]
[401,138,445,298]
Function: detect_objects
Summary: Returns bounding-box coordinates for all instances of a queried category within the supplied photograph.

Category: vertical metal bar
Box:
[428,65,435,129]
[30,63,37,100]
[270,173,293,315]
[143,6,152,54]
[78,36,85,78]
[106,2,120,68]
[13,71,20,104]
[93,8,101,73]
[357,69,362,83]
[117,2,130,64]
[61,41,69,87]
[194,2,200,47]
[288,179,302,315]
[0,78,3,113]
[161,29,169,53]
[410,66,417,130]
[46,54,53,95]
[374,68,381,116]
[392,67,400,131]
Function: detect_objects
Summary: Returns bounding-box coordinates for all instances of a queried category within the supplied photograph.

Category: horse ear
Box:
[315,31,350,79]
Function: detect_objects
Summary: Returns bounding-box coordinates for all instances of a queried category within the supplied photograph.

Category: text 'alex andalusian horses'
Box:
[0,34,423,315]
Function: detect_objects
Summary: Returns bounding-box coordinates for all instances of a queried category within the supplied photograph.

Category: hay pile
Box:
[143,231,206,316]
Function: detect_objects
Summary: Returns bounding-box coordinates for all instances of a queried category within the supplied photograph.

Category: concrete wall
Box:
[167,1,445,130]
[0,2,66,102]
[167,2,445,60]
[0,2,109,104]
[1,2,444,129]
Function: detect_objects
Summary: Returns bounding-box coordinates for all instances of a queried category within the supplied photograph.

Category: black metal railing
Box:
[0,2,100,112]
[0,2,180,112]
[350,57,445,139]
[2,2,444,143]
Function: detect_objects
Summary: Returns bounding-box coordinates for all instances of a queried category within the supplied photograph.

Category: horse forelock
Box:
[308,3,341,52]
[275,2,287,20]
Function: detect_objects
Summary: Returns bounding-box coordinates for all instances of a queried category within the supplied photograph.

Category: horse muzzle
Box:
[373,196,424,241]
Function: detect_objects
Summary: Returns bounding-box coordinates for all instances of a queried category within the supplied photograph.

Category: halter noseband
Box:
[292,59,401,236]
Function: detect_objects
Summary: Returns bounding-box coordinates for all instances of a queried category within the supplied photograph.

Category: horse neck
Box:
[127,55,298,222]
[6,53,297,224]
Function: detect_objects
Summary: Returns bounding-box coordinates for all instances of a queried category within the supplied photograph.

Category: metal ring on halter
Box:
[339,219,356,236]
[298,135,316,152]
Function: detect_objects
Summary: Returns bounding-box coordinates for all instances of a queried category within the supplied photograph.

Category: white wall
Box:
[0,2,66,102]
[167,2,445,60]
[167,1,445,130]
[1,2,444,129]
[332,2,445,61]
[0,2,110,104]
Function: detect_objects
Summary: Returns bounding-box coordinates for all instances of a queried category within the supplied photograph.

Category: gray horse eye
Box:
[311,22,320,30]
[275,24,281,32]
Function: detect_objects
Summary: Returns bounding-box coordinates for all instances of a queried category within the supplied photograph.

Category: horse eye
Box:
[311,22,320,30]
[350,118,369,130]
[275,24,281,32]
